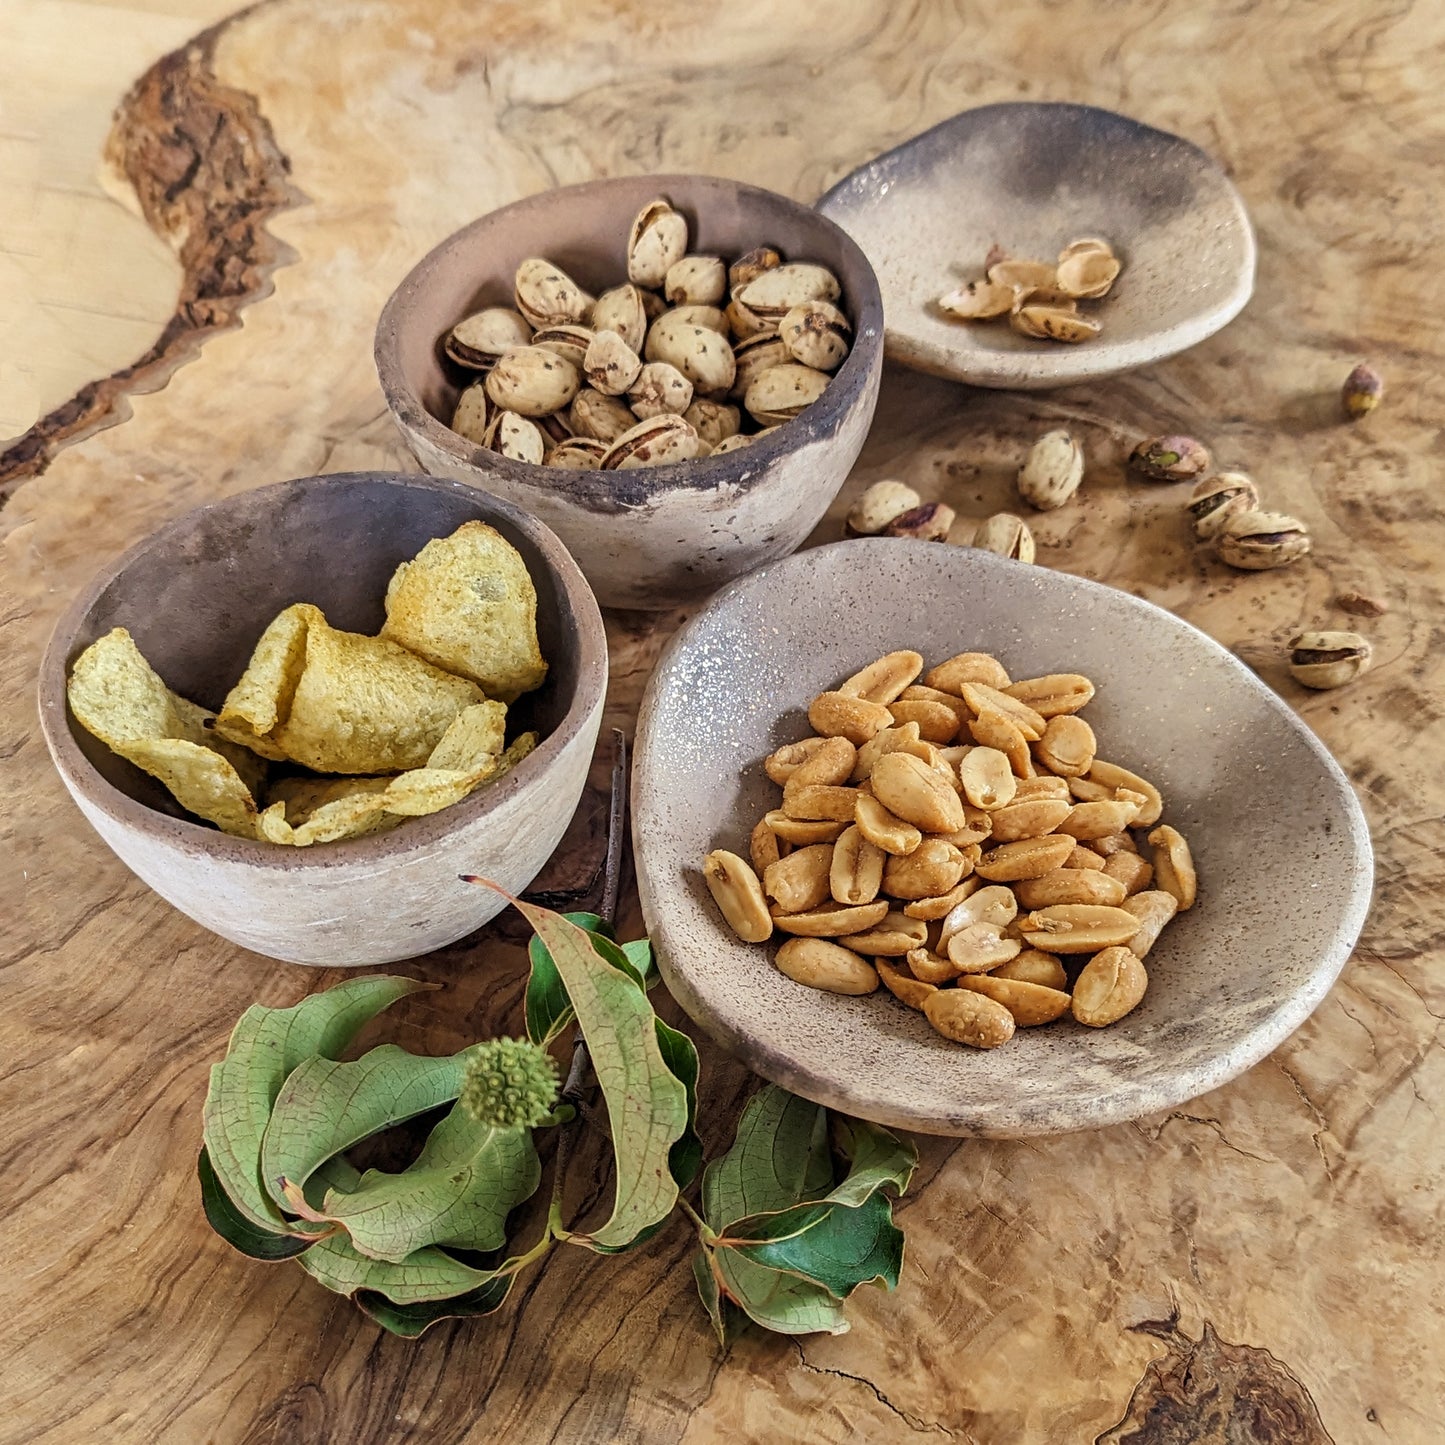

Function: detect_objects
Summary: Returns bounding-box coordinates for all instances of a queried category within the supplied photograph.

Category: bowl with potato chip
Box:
[375,174,884,611]
[38,473,607,966]
[631,540,1372,1136]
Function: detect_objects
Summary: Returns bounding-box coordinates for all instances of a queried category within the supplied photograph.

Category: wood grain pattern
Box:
[2,1,1443,1441]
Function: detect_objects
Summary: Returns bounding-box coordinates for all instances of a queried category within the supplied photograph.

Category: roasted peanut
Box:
[837,911,929,956]
[987,797,1073,841]
[1071,946,1148,1025]
[934,808,993,847]
[883,837,968,899]
[906,947,962,984]
[959,974,1072,1026]
[763,843,835,914]
[775,938,880,995]
[830,824,885,906]
[958,746,1018,810]
[877,958,937,1009]
[975,834,1076,881]
[870,752,967,833]
[750,816,787,874]
[1122,890,1178,957]
[959,682,1047,740]
[903,876,980,920]
[924,989,1016,1048]
[968,707,1032,776]
[771,900,891,936]
[1087,760,1163,826]
[888,698,960,743]
[703,850,773,942]
[1012,774,1072,801]
[783,735,857,789]
[763,810,848,845]
[1019,904,1141,952]
[838,650,924,703]
[1063,843,1107,870]
[1148,825,1197,910]
[1088,830,1138,857]
[782,783,860,821]
[939,884,1018,943]
[1004,673,1095,717]
[1102,851,1154,895]
[991,948,1068,990]
[808,691,894,744]
[1068,776,1114,803]
[851,721,923,781]
[946,923,1023,973]
[924,652,1011,694]
[764,736,832,785]
[1057,799,1140,840]
[1034,715,1096,776]
[1013,869,1128,909]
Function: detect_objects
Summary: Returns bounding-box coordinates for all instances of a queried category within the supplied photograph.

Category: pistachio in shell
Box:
[444,306,533,369]
[664,304,729,335]
[484,345,581,417]
[450,382,491,444]
[589,284,648,352]
[729,246,782,294]
[644,312,736,395]
[1130,434,1211,483]
[1187,471,1259,539]
[545,436,608,470]
[568,387,638,444]
[529,323,594,370]
[1215,510,1311,570]
[973,512,1036,563]
[513,257,591,329]
[627,199,688,289]
[730,332,792,401]
[743,362,829,425]
[629,362,694,419]
[684,398,741,446]
[600,414,700,470]
[1341,362,1384,419]
[1287,631,1372,689]
[779,299,852,372]
[664,255,727,307]
[736,262,842,319]
[583,329,643,396]
[726,296,777,342]
[483,409,545,465]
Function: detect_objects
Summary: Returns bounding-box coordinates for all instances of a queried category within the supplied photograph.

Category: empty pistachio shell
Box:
[730,332,792,400]
[450,382,491,444]
[973,512,1036,563]
[737,262,842,319]
[645,312,737,394]
[485,410,545,465]
[1130,435,1211,482]
[627,199,688,289]
[1058,236,1115,261]
[987,259,1056,290]
[545,436,608,469]
[589,285,648,352]
[729,246,782,294]
[513,258,591,328]
[485,346,581,417]
[664,255,727,306]
[1055,249,1121,299]
[600,414,700,469]
[884,502,955,542]
[1017,430,1084,511]
[726,297,777,341]
[529,324,594,369]
[583,329,643,396]
[846,480,921,537]
[630,362,694,419]
[445,307,533,368]
[779,299,852,372]
[1288,630,1372,689]
[709,432,754,456]
[743,362,829,424]
[683,397,740,444]
[939,281,1015,320]
[1011,305,1101,343]
[664,304,729,334]
[1188,471,1259,539]
[1215,510,1311,569]
[1341,362,1384,419]
[568,388,638,443]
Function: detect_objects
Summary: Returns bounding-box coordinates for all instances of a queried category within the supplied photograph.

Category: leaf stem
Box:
[676,1192,711,1239]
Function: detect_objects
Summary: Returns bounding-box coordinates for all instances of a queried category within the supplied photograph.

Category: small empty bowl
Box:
[632,541,1371,1137]
[38,473,607,966]
[376,175,883,611]
[817,101,1256,390]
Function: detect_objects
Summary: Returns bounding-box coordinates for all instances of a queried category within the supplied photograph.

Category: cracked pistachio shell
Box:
[709,432,754,456]
[627,199,688,289]
[483,409,545,465]
[1059,236,1115,261]
[484,346,582,417]
[973,512,1036,563]
[513,258,591,328]
[568,387,638,444]
[583,329,643,396]
[529,323,594,369]
[644,312,737,394]
[939,280,1014,320]
[988,258,1057,289]
[664,255,727,306]
[726,296,777,342]
[600,414,700,470]
[630,362,694,419]
[737,262,842,319]
[1130,434,1211,482]
[449,382,491,444]
[1055,248,1121,299]
[1017,430,1084,511]
[1215,510,1311,570]
[1288,631,1372,689]
[683,398,741,445]
[545,436,608,469]
[1011,305,1101,343]
[445,306,533,368]
[589,284,648,352]
[729,246,782,294]
[743,362,829,424]
[1187,471,1259,539]
[730,332,792,401]
[779,299,852,372]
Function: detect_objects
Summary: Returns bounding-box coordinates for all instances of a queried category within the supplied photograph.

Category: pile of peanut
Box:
[701,650,1196,1050]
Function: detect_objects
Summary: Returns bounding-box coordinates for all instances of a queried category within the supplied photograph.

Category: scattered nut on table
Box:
[846,480,923,537]
[1287,631,1372,689]
[1130,434,1211,482]
[1341,362,1384,419]
[1017,430,1084,511]
[1187,471,1258,539]
[1215,510,1312,570]
[972,513,1036,563]
[701,648,1197,1050]
[437,198,852,468]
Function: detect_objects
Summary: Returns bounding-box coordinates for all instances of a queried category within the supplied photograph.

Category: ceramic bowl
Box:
[375,175,883,611]
[632,541,1371,1137]
[38,473,607,967]
[817,102,1256,390]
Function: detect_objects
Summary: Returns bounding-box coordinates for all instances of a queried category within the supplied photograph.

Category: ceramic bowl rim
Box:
[36,471,608,872]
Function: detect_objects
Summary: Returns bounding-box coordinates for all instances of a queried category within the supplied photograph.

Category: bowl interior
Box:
[817,102,1255,389]
[633,541,1371,1136]
[47,473,589,839]
[378,174,883,482]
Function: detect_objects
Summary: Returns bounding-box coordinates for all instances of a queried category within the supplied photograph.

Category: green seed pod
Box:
[459,1037,560,1129]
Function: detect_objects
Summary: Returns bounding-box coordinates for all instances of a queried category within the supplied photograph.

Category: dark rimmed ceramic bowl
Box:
[375,175,884,611]
[632,541,1372,1137]
[37,473,607,966]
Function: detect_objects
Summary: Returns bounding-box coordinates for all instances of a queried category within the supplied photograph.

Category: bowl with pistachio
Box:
[376,176,883,610]
[632,540,1372,1136]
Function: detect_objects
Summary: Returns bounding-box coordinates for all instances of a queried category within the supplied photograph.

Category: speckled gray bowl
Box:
[817,102,1255,390]
[38,473,607,967]
[376,175,883,611]
[632,541,1371,1136]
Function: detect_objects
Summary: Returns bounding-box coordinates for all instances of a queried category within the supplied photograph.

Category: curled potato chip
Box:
[425,700,508,771]
[66,628,266,837]
[215,603,484,774]
[380,522,547,704]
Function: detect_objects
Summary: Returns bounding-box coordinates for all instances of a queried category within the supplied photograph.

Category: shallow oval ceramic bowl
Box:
[633,541,1371,1137]
[817,102,1256,391]
[38,473,607,967]
[376,175,883,611]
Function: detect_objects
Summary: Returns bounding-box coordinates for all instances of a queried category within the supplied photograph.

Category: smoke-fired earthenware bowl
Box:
[632,541,1371,1137]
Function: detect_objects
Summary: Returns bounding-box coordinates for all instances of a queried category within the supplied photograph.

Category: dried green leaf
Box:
[354,1279,513,1337]
[298,1232,504,1306]
[653,1018,701,1190]
[524,912,630,1045]
[197,1148,313,1261]
[701,1086,833,1227]
[202,976,433,1234]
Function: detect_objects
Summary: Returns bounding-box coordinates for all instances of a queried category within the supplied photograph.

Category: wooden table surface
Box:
[3,2,1443,1441]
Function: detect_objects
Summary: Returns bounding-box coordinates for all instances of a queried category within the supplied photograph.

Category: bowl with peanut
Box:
[632,540,1371,1136]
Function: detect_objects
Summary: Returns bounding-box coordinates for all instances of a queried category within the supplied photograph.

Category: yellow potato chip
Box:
[119,738,261,839]
[380,521,547,704]
[379,763,499,817]
[265,773,393,822]
[216,603,484,774]
[424,700,508,771]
